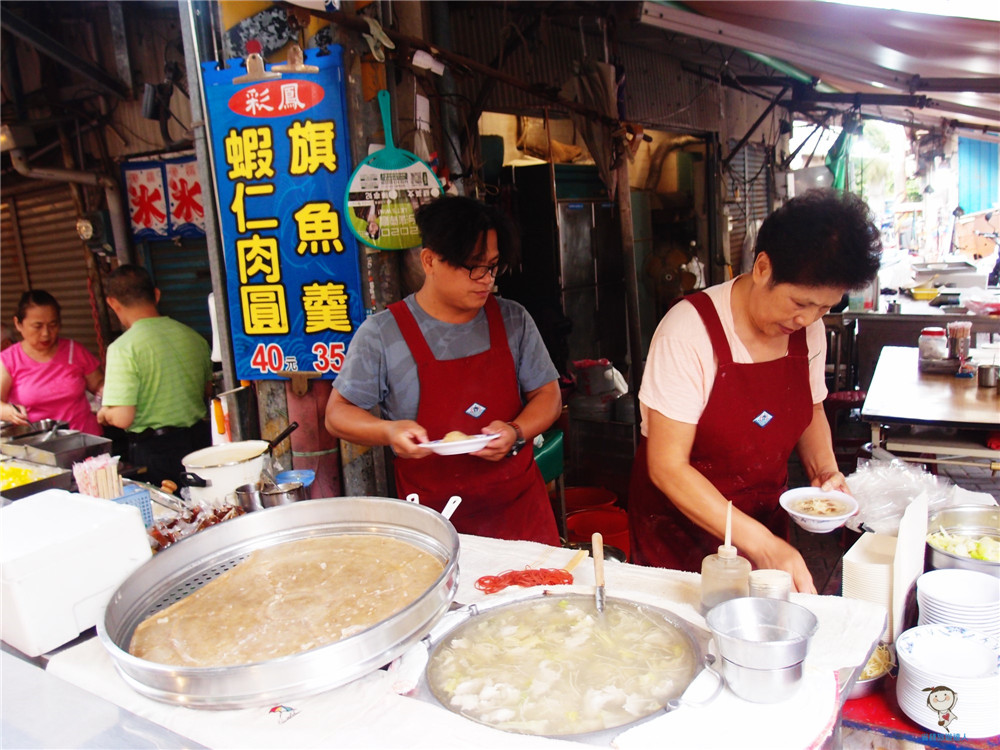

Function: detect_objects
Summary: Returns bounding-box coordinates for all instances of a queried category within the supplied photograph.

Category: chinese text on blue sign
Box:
[201,47,364,380]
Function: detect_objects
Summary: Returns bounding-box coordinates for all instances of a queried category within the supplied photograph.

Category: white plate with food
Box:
[424,432,501,455]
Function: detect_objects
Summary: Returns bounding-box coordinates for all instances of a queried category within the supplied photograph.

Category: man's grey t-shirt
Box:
[333,294,558,421]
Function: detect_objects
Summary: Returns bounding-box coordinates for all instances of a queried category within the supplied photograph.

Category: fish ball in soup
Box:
[790,496,851,517]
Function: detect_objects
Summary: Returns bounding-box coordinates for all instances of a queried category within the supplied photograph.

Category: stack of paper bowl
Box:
[842,532,895,640]
[916,569,1000,639]
[895,624,1000,738]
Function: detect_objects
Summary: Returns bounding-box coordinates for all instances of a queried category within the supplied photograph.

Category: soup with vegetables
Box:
[427,597,698,736]
[790,496,851,517]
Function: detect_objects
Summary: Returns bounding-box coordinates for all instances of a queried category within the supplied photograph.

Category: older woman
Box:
[1,290,104,435]
[628,189,882,593]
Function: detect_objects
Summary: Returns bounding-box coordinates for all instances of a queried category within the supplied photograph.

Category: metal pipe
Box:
[893,455,999,473]
[429,0,464,191]
[180,0,238,392]
[722,85,789,169]
[7,147,132,265]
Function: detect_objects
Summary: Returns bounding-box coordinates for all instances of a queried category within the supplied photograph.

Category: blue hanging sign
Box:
[201,46,364,380]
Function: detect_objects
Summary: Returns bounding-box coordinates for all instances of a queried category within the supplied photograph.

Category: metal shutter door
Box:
[725,142,771,276]
[0,184,100,357]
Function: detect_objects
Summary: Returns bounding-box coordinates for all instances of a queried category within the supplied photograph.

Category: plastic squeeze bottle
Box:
[700,501,752,613]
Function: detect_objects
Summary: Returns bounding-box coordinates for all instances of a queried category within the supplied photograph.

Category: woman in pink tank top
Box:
[1,290,104,435]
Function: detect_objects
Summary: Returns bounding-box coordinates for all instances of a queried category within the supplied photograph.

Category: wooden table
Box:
[844,297,1000,390]
[861,346,1000,467]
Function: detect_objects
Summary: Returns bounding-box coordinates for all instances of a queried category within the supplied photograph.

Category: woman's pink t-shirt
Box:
[2,338,102,435]
[638,278,829,437]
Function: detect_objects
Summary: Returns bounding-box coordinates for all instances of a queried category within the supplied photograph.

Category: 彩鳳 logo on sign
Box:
[228,80,325,118]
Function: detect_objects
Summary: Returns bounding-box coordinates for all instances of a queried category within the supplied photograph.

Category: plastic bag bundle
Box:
[846,454,993,535]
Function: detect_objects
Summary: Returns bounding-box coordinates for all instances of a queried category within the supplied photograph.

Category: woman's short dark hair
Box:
[755,189,882,290]
[104,264,157,306]
[15,289,61,322]
[415,196,519,270]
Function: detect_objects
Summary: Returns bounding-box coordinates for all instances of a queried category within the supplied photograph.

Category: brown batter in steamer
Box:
[129,535,444,667]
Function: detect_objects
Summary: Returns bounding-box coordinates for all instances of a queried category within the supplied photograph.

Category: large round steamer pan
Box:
[98,497,460,709]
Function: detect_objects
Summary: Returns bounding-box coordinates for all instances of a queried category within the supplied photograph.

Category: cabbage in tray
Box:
[927,529,1000,563]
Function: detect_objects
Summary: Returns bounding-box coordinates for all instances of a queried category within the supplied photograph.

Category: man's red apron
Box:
[389,296,559,545]
[628,292,814,570]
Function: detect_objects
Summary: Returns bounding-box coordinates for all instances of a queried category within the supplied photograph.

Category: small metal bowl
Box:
[721,657,803,703]
[848,671,887,700]
[706,598,818,670]
[235,481,306,512]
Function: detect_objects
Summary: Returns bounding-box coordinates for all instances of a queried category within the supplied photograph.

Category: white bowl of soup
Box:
[779,487,858,533]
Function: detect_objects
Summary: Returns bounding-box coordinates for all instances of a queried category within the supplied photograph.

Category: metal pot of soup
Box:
[412,590,721,739]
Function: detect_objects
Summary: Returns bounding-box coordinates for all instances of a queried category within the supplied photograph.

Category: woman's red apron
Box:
[389,296,559,545]
[628,292,813,570]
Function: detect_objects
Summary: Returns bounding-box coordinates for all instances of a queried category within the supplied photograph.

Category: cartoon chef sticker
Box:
[922,685,958,730]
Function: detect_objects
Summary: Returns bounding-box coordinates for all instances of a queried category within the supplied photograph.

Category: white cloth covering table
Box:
[44,533,886,750]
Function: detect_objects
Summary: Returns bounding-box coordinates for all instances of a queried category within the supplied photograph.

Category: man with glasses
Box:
[326,196,561,544]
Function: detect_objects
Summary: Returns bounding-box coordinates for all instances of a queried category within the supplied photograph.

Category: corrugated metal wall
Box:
[447,5,765,137]
[0,184,102,358]
[723,141,771,275]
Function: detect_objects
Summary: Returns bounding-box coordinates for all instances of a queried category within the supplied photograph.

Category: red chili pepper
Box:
[474,568,574,594]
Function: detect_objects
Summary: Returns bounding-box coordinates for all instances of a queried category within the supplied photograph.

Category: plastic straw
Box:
[725,501,733,547]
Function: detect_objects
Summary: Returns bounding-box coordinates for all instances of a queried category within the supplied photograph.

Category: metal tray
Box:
[0,419,67,441]
[0,458,73,500]
[0,431,111,467]
[98,496,460,709]
[912,261,976,273]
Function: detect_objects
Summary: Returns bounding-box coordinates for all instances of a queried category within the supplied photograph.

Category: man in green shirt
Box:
[97,264,213,488]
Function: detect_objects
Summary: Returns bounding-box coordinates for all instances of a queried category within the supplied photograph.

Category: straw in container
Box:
[946,320,972,362]
[72,453,123,499]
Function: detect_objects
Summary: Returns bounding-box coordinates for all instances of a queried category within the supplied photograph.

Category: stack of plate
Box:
[916,568,1000,639]
[842,532,895,640]
[895,624,1000,738]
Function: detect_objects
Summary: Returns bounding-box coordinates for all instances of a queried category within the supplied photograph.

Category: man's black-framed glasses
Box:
[461,262,506,280]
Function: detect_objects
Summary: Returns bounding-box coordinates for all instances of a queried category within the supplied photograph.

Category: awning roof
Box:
[639,1,1000,136]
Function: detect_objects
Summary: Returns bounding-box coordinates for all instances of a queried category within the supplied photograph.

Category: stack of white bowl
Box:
[842,532,896,640]
[895,624,1000,738]
[916,568,1000,639]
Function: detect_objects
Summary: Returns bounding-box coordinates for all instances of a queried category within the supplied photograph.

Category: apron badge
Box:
[753,411,773,428]
[465,403,486,419]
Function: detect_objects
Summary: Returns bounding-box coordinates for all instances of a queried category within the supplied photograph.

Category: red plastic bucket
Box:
[562,486,618,513]
[566,507,630,560]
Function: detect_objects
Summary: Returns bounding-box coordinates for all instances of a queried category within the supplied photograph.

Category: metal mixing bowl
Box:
[721,657,803,703]
[926,505,1000,579]
[706,597,818,670]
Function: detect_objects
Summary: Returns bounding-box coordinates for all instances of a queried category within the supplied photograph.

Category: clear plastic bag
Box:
[846,452,995,535]
[960,288,1000,317]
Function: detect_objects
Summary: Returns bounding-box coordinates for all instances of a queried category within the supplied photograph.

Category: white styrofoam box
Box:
[1,489,152,656]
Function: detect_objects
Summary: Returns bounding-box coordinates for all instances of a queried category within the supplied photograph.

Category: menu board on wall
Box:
[201,46,364,381]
